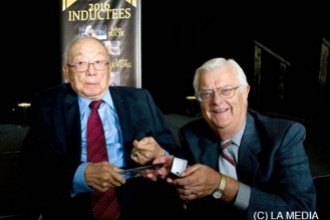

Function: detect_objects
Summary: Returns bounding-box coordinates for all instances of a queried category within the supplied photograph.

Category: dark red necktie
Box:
[87,100,120,220]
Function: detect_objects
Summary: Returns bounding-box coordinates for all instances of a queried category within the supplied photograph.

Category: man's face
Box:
[198,65,250,135]
[64,38,111,99]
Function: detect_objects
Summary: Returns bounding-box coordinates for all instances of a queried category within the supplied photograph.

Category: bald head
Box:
[63,36,112,100]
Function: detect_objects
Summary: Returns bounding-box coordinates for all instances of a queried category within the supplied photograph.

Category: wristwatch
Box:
[212,174,226,199]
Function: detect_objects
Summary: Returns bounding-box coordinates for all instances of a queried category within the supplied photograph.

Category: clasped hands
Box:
[146,156,221,201]
[85,136,166,192]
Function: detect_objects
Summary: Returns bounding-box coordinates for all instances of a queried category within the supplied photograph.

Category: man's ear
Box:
[62,66,70,83]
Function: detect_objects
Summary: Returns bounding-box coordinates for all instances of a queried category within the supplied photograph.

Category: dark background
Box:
[1,2,330,132]
[1,1,329,219]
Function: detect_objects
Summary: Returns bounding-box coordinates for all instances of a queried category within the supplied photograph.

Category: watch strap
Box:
[219,174,227,191]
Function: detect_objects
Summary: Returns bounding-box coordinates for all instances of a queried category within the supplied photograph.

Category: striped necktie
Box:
[87,100,120,220]
[219,140,237,179]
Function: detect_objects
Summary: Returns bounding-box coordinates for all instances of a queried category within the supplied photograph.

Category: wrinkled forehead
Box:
[68,38,108,62]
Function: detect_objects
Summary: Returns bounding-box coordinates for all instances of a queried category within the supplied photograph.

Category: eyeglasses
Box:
[196,85,241,102]
[67,60,109,72]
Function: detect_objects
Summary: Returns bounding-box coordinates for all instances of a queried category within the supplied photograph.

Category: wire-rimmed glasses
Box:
[196,85,241,102]
[67,60,109,72]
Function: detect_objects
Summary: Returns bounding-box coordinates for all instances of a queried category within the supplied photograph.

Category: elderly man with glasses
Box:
[20,36,184,220]
[152,57,316,220]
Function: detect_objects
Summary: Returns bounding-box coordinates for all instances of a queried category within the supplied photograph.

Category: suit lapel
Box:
[237,113,261,184]
[193,123,220,170]
[199,137,220,170]
[111,88,133,143]
[63,91,79,132]
[63,87,81,158]
[110,88,134,163]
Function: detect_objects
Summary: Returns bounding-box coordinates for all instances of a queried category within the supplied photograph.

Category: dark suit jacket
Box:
[178,109,316,220]
[20,84,183,219]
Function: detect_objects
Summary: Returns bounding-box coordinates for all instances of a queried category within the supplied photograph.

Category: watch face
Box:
[212,190,223,199]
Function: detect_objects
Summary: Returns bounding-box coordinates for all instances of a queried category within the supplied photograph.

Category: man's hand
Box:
[130,136,165,164]
[144,155,174,181]
[173,164,220,200]
[85,162,126,192]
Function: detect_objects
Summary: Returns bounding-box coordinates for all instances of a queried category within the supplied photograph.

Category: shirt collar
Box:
[231,119,246,146]
[221,119,246,147]
[78,89,113,114]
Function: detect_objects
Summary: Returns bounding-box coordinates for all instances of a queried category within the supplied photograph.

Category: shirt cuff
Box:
[72,162,93,195]
[233,182,251,210]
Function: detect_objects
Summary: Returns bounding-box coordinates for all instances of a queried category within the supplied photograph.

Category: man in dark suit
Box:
[154,58,316,220]
[20,36,183,219]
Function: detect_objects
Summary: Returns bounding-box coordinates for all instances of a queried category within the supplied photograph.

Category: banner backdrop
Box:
[61,0,141,87]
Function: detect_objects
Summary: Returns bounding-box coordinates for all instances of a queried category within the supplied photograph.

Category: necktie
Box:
[219,140,237,179]
[87,100,120,220]
[220,140,236,166]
